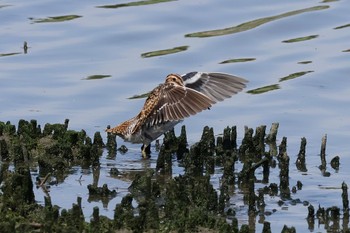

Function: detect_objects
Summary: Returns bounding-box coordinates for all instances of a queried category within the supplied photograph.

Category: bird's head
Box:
[165,74,184,86]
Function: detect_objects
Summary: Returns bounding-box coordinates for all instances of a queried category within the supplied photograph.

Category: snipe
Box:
[106,72,248,158]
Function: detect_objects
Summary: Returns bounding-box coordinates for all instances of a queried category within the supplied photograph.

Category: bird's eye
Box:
[172,78,176,81]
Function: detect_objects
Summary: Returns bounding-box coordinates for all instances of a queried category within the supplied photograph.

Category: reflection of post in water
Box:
[92,164,100,187]
[236,124,279,232]
[306,195,346,232]
[139,156,151,170]
[344,210,350,233]
[248,209,256,233]
[87,182,117,209]
[238,158,257,232]
[278,137,291,199]
[156,126,189,175]
[23,41,28,54]
[307,204,315,231]
[88,161,117,209]
[2,144,35,206]
[342,182,349,231]
[156,129,177,175]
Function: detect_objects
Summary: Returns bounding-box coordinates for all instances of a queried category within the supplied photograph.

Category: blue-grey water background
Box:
[1,0,350,232]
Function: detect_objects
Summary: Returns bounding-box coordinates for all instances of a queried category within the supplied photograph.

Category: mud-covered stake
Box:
[296,137,307,172]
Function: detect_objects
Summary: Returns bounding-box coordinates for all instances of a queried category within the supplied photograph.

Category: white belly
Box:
[124,120,181,145]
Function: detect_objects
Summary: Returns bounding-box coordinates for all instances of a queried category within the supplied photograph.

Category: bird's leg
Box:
[141,144,151,158]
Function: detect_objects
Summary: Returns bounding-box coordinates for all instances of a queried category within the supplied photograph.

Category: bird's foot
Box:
[141,144,151,159]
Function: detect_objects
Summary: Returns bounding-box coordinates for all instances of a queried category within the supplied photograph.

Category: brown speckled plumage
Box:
[106,72,248,157]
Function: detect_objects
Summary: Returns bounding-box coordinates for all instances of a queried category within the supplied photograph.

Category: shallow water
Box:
[1,0,350,231]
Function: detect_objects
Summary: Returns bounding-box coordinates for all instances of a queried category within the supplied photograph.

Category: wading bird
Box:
[106,72,248,158]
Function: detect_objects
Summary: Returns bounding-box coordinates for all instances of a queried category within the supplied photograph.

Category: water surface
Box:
[1,0,350,232]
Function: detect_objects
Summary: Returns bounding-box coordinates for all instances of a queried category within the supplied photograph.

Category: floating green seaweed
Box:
[82,75,111,80]
[185,5,328,38]
[128,92,150,99]
[30,15,82,23]
[141,45,188,58]
[0,4,11,8]
[279,71,314,82]
[334,23,350,30]
[0,52,21,57]
[282,35,318,43]
[219,58,256,64]
[97,0,175,9]
[247,84,280,95]
[298,61,312,64]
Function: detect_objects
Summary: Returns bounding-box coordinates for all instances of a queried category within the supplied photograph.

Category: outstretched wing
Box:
[146,83,215,126]
[181,72,248,103]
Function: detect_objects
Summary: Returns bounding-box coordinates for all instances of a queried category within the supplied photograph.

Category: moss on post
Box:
[176,125,188,160]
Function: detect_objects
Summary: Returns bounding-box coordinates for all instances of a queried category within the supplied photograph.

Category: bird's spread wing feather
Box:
[147,83,215,126]
[182,72,248,103]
